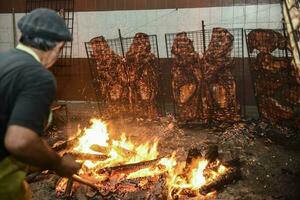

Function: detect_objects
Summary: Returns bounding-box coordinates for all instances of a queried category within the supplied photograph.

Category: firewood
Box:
[51,136,79,152]
[199,167,241,195]
[185,148,202,167]
[90,144,136,157]
[71,175,100,191]
[186,145,218,167]
[97,158,162,176]
[64,179,74,198]
[66,152,109,161]
[203,145,218,163]
[89,144,108,154]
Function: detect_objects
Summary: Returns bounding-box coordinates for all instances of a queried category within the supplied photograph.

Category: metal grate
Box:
[107,34,160,58]
[165,28,244,58]
[26,0,74,66]
[85,36,164,117]
[84,38,121,115]
[165,28,246,119]
[165,30,204,58]
[245,29,300,128]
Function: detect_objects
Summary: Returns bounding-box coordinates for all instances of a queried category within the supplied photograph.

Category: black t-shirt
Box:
[0,48,56,160]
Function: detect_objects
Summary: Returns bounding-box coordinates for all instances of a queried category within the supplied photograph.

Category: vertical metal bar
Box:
[201,20,206,52]
[85,42,101,116]
[241,28,246,118]
[118,29,125,57]
[244,29,261,119]
[282,20,289,58]
[12,8,17,48]
[165,34,169,58]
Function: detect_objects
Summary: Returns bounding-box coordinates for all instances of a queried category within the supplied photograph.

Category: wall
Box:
[0,3,283,115]
[0,4,283,58]
[0,0,280,13]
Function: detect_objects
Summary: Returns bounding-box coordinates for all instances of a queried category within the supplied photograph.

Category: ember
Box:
[55,119,240,199]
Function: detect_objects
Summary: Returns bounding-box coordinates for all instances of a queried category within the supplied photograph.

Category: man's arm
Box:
[5,125,81,177]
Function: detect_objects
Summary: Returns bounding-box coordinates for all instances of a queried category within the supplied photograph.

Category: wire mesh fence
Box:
[26,0,74,67]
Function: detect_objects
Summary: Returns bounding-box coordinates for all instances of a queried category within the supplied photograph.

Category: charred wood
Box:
[97,158,161,176]
[199,167,241,195]
[66,152,109,161]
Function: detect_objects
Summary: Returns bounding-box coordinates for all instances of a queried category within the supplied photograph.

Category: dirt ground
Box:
[29,103,300,200]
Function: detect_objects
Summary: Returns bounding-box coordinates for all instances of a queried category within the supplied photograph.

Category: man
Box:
[0,8,81,199]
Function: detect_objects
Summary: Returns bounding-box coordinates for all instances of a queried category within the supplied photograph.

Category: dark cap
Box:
[18,8,72,41]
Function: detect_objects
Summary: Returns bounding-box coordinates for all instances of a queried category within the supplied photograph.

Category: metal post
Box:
[118,29,125,57]
[201,20,206,52]
[282,20,289,58]
[165,34,169,58]
[12,8,17,48]
[241,28,246,118]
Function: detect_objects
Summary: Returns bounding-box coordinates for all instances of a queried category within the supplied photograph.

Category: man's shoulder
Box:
[23,67,56,88]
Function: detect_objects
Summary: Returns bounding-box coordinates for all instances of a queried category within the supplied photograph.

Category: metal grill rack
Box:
[245,29,299,128]
[26,0,74,66]
[84,37,120,115]
[165,27,246,119]
[108,34,160,58]
[165,30,204,58]
[85,35,164,117]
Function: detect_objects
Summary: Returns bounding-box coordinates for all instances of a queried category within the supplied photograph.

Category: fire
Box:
[71,118,160,177]
[65,119,229,199]
[74,119,109,153]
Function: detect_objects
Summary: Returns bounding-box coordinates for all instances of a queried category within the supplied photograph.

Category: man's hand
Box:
[5,125,81,177]
[54,155,82,177]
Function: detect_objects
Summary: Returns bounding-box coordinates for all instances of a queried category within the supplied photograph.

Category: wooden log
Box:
[71,175,100,191]
[90,144,136,157]
[66,152,109,161]
[64,179,74,198]
[51,137,78,152]
[97,157,162,176]
[186,145,218,168]
[90,144,109,154]
[199,167,241,195]
[203,145,218,163]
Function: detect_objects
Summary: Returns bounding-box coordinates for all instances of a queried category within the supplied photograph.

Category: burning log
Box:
[199,167,241,195]
[186,145,219,167]
[90,144,108,153]
[97,158,162,176]
[172,166,241,199]
[72,175,100,191]
[66,152,109,161]
[90,144,136,157]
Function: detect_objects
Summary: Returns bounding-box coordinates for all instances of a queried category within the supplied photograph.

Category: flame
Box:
[74,119,109,153]
[72,119,160,178]
[64,119,229,199]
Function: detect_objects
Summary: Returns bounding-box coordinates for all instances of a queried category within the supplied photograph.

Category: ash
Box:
[30,104,300,200]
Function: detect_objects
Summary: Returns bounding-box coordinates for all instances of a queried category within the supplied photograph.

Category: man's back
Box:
[0,48,56,160]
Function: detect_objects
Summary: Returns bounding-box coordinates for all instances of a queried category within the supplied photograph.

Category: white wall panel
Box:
[0,4,282,57]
